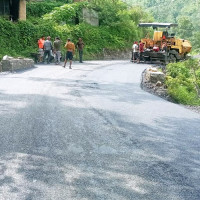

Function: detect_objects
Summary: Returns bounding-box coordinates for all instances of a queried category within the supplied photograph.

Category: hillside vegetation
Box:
[166,59,200,105]
[0,0,153,60]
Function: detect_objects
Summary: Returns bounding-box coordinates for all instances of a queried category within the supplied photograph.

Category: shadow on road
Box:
[0,67,200,199]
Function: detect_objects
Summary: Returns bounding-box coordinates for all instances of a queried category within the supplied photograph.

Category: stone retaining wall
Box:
[0,57,34,72]
[99,49,131,60]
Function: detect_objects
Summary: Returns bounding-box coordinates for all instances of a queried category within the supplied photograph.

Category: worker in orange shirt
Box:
[63,38,75,69]
[38,36,45,62]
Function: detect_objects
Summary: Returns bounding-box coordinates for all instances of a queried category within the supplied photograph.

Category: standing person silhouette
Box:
[132,41,139,62]
[38,36,45,63]
[43,36,53,64]
[76,38,84,63]
[138,40,144,63]
[63,38,75,69]
[53,37,62,65]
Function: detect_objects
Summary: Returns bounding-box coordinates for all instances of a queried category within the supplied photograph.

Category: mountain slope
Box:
[124,0,200,29]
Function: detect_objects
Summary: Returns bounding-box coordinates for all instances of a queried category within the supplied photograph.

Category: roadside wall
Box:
[0,57,34,72]
[100,49,132,60]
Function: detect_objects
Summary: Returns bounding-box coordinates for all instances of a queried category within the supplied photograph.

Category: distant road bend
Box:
[0,60,199,200]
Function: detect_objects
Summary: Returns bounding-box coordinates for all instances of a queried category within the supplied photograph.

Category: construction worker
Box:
[53,37,62,65]
[162,42,167,52]
[153,44,160,52]
[63,38,75,69]
[76,38,84,63]
[38,36,45,62]
[132,41,139,62]
[131,42,134,62]
[138,40,144,63]
[43,36,53,64]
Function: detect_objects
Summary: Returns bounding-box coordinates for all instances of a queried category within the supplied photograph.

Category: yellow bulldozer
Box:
[138,23,192,64]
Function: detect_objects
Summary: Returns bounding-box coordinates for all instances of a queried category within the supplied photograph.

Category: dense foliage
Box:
[0,0,153,60]
[27,1,64,18]
[166,59,200,105]
[124,0,200,51]
[0,18,58,59]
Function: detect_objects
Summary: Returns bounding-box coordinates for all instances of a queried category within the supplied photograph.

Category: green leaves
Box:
[27,2,64,18]
[177,16,194,39]
[166,62,190,78]
[166,59,200,105]
[43,4,78,24]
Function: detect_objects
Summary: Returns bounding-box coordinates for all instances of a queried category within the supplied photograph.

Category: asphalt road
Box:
[0,60,200,200]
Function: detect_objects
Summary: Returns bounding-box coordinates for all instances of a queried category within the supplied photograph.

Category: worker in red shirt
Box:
[38,36,45,62]
[138,41,144,62]
[139,41,144,52]
[153,44,160,52]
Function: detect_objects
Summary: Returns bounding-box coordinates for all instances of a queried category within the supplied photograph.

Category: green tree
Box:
[177,16,194,39]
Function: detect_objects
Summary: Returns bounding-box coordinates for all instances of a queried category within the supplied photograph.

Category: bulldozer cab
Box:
[139,23,178,41]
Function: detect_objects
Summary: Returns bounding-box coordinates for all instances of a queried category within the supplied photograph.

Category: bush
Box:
[43,3,78,24]
[168,84,199,105]
[27,2,64,18]
[166,62,190,78]
[0,18,58,59]
[166,59,200,105]
[0,18,20,59]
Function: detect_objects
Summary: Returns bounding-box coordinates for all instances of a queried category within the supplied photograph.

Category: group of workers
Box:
[37,36,84,69]
[131,41,167,63]
[131,41,144,63]
[131,41,144,62]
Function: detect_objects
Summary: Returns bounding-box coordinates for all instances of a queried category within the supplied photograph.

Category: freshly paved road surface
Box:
[0,60,199,200]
